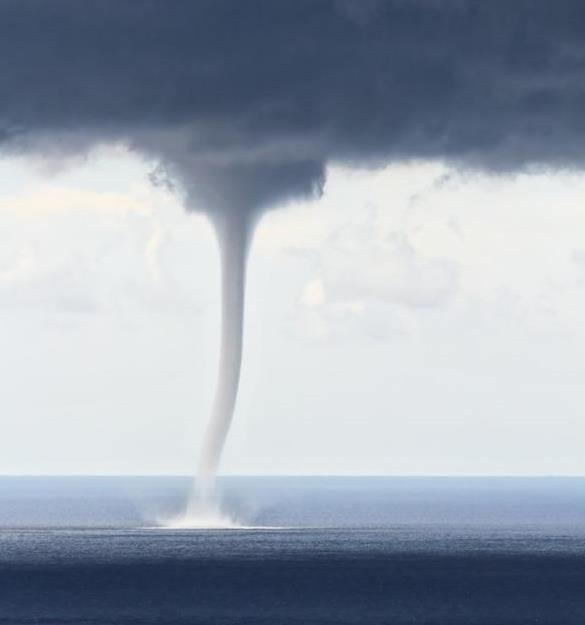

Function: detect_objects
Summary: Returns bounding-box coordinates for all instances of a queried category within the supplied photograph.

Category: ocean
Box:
[0,476,584,624]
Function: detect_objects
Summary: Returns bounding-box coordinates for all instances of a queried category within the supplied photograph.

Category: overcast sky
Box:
[3,2,585,477]
[1,146,584,476]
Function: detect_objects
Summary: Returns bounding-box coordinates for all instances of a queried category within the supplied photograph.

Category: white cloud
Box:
[257,164,459,339]
[0,155,213,318]
[300,279,325,308]
[0,185,152,217]
[256,162,585,341]
[3,154,585,475]
[318,230,458,308]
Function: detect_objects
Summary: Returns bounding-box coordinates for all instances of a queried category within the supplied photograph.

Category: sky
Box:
[2,1,585,476]
[1,146,585,476]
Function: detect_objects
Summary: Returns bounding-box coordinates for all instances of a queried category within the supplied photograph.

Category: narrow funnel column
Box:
[197,209,251,500]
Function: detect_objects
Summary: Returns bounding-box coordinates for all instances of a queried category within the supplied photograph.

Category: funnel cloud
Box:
[198,210,250,496]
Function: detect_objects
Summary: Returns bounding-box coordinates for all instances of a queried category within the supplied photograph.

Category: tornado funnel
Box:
[196,209,252,500]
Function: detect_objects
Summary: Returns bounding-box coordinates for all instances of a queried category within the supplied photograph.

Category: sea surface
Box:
[0,476,584,624]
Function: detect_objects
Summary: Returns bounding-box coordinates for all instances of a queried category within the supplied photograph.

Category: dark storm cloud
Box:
[2,0,585,212]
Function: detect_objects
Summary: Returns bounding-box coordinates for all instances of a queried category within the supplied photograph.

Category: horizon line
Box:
[0,474,584,479]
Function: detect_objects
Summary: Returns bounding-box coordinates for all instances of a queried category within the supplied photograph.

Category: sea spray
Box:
[173,494,240,529]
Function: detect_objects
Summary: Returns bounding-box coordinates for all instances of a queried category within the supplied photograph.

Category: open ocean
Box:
[0,476,584,624]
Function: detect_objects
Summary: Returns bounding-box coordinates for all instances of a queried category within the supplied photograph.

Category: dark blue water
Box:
[1,477,584,624]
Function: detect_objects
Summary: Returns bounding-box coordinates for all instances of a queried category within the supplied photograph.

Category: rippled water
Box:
[0,477,584,623]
